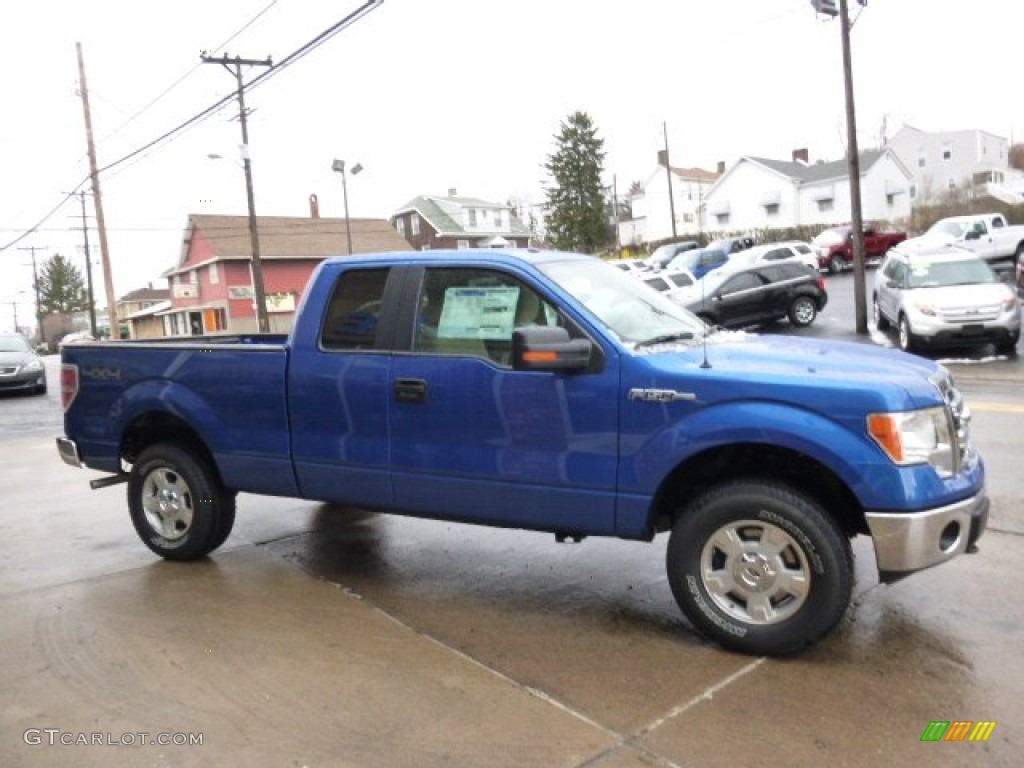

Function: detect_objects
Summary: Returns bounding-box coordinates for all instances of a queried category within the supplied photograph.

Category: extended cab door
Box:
[388,265,620,535]
[961,218,996,260]
[288,265,400,507]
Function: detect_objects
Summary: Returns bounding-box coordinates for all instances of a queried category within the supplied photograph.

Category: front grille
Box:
[931,368,971,473]
[938,303,1002,324]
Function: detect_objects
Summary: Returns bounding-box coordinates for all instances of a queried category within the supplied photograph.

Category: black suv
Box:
[683,262,827,329]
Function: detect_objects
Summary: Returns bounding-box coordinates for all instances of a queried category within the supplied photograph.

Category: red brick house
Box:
[160,210,412,335]
[391,193,533,251]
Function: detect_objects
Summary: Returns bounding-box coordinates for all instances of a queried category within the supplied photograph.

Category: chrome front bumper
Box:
[865,492,989,583]
[56,437,83,468]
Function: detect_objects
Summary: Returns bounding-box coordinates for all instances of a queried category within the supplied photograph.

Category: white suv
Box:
[873,244,1020,356]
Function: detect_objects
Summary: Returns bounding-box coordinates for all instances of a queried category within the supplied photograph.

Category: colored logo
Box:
[920,721,996,742]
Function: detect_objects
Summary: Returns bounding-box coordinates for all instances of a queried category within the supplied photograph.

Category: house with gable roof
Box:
[702,148,913,231]
[159,205,411,336]
[390,192,532,251]
[622,154,722,246]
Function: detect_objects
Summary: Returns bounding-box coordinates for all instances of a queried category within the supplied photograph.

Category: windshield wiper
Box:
[635,332,695,348]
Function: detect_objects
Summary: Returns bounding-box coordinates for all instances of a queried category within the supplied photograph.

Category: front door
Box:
[389,265,620,535]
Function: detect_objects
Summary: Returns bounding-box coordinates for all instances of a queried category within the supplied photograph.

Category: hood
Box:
[904,282,1013,311]
[640,334,947,413]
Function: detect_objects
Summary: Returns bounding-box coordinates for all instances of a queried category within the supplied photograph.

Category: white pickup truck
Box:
[904,213,1024,264]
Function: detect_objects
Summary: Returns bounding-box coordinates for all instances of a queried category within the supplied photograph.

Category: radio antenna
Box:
[700,269,711,369]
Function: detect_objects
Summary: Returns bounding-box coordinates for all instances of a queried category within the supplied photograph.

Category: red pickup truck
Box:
[812,224,907,273]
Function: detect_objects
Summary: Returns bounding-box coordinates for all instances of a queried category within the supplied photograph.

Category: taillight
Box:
[61,364,79,411]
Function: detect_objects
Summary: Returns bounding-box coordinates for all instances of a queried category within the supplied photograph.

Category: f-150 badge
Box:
[628,388,697,403]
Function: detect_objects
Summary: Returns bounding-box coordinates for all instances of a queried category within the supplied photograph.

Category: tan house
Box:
[118,286,170,339]
[160,205,412,336]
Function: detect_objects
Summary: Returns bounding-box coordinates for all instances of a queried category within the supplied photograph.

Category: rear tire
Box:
[128,443,235,560]
[666,481,853,656]
[788,296,818,328]
[828,257,844,275]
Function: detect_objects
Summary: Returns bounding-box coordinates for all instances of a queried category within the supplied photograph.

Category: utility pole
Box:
[78,192,98,336]
[202,53,273,333]
[811,0,868,334]
[612,174,621,254]
[839,0,868,335]
[17,245,47,345]
[662,122,678,240]
[76,42,119,339]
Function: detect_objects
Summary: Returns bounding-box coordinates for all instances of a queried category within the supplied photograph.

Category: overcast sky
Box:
[1,0,1020,322]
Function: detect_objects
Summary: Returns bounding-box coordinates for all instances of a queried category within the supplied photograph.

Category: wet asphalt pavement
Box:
[1,298,1022,766]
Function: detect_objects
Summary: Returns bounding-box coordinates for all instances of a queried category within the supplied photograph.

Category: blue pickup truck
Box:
[57,249,988,655]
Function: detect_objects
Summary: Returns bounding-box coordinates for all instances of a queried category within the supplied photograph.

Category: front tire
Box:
[128,443,235,560]
[828,256,844,275]
[898,315,917,353]
[666,481,853,656]
[872,295,890,331]
[788,296,818,327]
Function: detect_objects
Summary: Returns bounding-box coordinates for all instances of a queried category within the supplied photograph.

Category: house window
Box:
[942,144,952,161]
[817,199,834,212]
[909,184,917,199]
[209,263,219,285]
[456,239,470,249]
[764,203,779,217]
[395,218,405,236]
[468,209,477,227]
[189,270,198,284]
[715,213,730,226]
[948,178,956,190]
[411,216,420,236]
[917,150,926,168]
[683,213,694,223]
[886,194,895,207]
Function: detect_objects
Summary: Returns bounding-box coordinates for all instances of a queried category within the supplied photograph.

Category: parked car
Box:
[873,243,1021,355]
[1017,247,1024,296]
[904,213,1024,265]
[704,236,755,255]
[639,268,698,303]
[729,241,820,271]
[614,258,648,274]
[683,262,827,329]
[667,246,731,278]
[0,333,47,395]
[812,224,907,273]
[644,240,700,271]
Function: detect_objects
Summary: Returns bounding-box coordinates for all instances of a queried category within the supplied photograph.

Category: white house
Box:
[621,156,721,246]
[702,148,913,232]
[885,125,1011,205]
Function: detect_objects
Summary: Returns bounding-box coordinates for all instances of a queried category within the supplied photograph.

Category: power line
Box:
[1,1,384,254]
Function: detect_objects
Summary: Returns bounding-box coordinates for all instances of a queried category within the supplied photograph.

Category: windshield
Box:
[926,220,969,239]
[906,258,998,288]
[538,258,707,347]
[812,228,847,247]
[0,336,31,353]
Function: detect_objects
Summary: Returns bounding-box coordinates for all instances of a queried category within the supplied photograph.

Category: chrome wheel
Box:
[789,297,817,327]
[140,467,194,541]
[699,519,810,626]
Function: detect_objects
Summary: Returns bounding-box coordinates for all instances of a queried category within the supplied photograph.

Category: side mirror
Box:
[512,326,591,372]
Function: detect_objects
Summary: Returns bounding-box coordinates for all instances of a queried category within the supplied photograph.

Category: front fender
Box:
[621,400,978,511]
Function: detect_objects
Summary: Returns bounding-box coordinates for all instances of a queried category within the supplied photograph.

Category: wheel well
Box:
[121,411,221,485]
[651,443,867,539]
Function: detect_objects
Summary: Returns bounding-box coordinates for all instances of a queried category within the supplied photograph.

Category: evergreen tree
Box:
[543,111,608,253]
[38,253,88,315]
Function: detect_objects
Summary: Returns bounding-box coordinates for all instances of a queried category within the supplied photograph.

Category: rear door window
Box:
[321,268,391,350]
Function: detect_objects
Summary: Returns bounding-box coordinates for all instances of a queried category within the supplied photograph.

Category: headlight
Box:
[907,298,937,316]
[23,360,43,372]
[867,406,955,477]
[1003,294,1018,313]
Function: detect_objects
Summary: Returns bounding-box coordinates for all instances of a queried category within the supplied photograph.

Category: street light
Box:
[331,159,363,255]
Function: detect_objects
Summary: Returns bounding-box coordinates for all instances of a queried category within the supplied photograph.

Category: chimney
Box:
[309,193,320,219]
[657,149,668,168]
[792,148,809,165]
[716,160,726,174]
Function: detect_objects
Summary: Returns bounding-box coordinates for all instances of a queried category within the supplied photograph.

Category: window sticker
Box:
[437,286,520,340]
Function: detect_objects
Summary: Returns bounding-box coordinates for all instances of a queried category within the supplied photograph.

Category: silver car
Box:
[0,333,48,395]
[873,244,1021,355]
